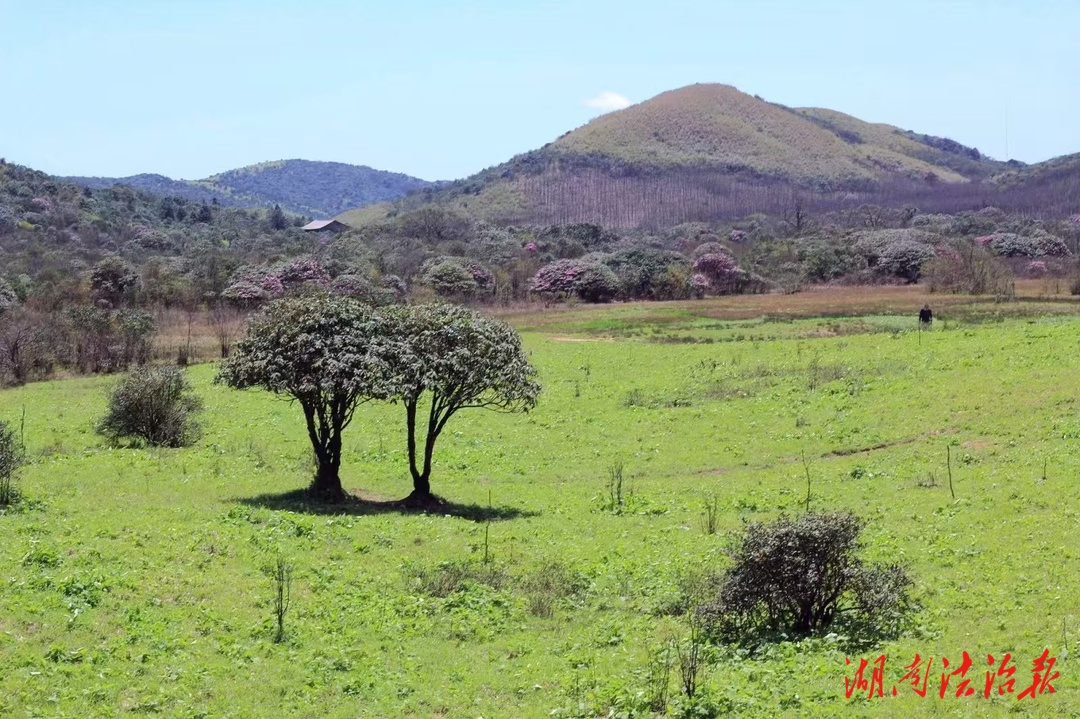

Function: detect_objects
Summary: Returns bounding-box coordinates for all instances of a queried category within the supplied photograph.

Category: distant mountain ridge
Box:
[67,159,435,218]
[341,84,1027,228]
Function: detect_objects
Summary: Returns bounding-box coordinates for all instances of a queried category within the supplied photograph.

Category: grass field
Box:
[3,291,1080,717]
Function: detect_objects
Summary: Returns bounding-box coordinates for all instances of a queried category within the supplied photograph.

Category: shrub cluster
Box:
[0,419,25,506]
[924,242,1015,296]
[979,232,1069,258]
[530,258,618,302]
[0,305,155,385]
[698,511,913,644]
[418,256,495,300]
[96,365,203,447]
[531,247,750,303]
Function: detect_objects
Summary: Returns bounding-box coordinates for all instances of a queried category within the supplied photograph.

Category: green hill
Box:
[341,84,1010,228]
[791,106,1004,180]
[992,151,1080,191]
[68,159,434,219]
[550,84,988,184]
[0,159,314,303]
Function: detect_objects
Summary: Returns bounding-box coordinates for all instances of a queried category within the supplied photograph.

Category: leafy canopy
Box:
[383,303,541,498]
[385,303,541,414]
[216,293,396,496]
[216,293,394,406]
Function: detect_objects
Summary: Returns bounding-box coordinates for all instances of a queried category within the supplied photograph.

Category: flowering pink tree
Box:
[222,280,270,306]
[260,274,285,298]
[30,197,53,212]
[529,259,617,303]
[692,252,740,293]
[689,273,710,298]
[530,259,589,298]
[464,261,495,293]
[934,245,962,263]
[692,242,730,260]
[277,257,330,290]
[693,253,737,279]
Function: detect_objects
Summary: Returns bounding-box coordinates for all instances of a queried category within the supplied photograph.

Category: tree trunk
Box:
[405,402,423,492]
[403,399,436,504]
[302,402,344,500]
[420,416,437,487]
[309,460,343,499]
[410,473,431,497]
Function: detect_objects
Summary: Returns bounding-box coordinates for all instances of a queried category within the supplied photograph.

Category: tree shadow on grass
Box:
[233,488,537,522]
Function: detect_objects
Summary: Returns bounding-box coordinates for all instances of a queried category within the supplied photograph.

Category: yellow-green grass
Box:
[553,85,970,187]
[1,302,1079,717]
[337,84,995,228]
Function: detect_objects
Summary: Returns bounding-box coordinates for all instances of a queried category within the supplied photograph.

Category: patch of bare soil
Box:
[961,440,991,450]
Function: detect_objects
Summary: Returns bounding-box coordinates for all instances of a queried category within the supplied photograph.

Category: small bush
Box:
[406,560,509,597]
[523,561,590,617]
[0,419,26,506]
[925,242,1014,296]
[699,511,913,644]
[97,366,203,447]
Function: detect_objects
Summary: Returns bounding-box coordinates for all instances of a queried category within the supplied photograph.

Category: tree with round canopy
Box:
[384,304,541,505]
[215,294,393,499]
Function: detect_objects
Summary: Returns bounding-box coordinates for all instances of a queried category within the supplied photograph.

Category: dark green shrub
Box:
[97,366,203,447]
[699,511,913,644]
[876,240,936,282]
[420,259,480,299]
[417,256,496,301]
[574,263,619,303]
[330,274,400,306]
[89,256,140,307]
[0,278,17,316]
[0,419,25,506]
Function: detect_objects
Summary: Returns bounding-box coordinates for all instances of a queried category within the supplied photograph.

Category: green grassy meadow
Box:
[3,299,1080,717]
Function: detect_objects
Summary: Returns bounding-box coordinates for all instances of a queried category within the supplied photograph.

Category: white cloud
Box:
[582,91,631,114]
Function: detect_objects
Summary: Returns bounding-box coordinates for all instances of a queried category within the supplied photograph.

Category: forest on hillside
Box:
[3,155,1080,388]
[370,153,1080,229]
[68,159,434,219]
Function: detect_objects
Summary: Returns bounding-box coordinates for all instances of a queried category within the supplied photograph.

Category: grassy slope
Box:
[2,296,1079,717]
[551,85,969,185]
[340,84,998,227]
[992,152,1080,189]
[793,107,1007,179]
[338,180,531,228]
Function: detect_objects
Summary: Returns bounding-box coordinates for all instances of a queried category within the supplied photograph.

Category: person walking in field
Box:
[919,304,933,328]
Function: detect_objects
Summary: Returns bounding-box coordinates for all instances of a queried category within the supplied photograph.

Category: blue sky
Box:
[1,0,1077,181]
